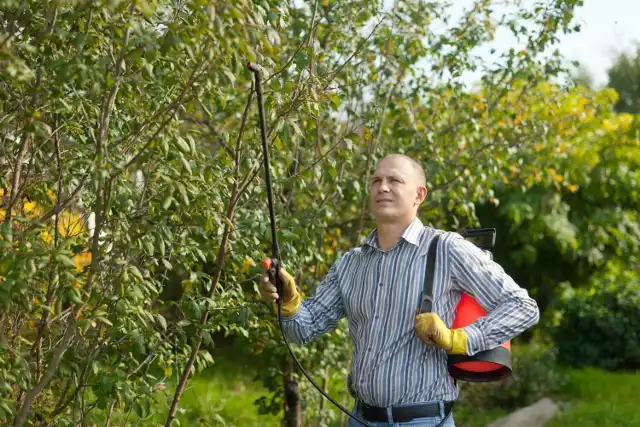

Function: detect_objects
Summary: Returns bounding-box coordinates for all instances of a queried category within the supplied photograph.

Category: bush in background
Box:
[551,267,640,371]
[458,341,568,412]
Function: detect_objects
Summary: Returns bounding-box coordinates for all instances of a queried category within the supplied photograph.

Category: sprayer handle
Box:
[262,258,283,300]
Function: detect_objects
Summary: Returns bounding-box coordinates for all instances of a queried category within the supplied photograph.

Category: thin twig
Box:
[112,61,207,179]
[322,17,386,90]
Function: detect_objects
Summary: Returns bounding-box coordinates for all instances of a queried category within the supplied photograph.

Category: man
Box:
[259,154,540,426]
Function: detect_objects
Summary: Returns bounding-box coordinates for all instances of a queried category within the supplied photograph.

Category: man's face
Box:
[369,156,425,223]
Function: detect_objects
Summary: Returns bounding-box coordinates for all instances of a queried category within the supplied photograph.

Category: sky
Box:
[438,0,640,88]
[550,0,640,87]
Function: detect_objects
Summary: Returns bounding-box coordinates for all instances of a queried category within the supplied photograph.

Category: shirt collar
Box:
[363,216,424,250]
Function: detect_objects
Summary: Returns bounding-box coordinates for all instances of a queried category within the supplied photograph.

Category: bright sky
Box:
[552,0,640,87]
[444,0,640,88]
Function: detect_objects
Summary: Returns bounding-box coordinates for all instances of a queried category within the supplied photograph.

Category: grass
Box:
[452,366,640,427]
[454,406,510,427]
[88,337,283,427]
[89,338,639,427]
[547,367,640,427]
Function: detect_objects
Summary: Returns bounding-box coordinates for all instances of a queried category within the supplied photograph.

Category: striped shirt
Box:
[281,216,539,407]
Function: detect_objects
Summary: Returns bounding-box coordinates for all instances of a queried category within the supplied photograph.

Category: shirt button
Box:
[378,282,383,287]
[374,315,379,319]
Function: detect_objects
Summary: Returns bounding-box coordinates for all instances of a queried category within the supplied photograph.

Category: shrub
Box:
[458,342,568,411]
[551,272,640,371]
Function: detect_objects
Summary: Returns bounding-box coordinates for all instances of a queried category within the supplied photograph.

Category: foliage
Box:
[473,83,640,312]
[551,263,640,371]
[3,0,631,426]
[607,44,640,114]
[1,0,281,425]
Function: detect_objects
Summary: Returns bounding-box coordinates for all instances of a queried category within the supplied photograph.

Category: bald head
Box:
[378,154,426,187]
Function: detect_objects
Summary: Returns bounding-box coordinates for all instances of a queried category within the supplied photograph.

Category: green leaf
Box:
[179,153,192,175]
[0,401,12,418]
[155,233,166,257]
[97,316,113,326]
[56,254,77,269]
[67,290,83,305]
[134,401,144,418]
[175,137,190,154]
[176,183,189,205]
[129,266,144,282]
[143,239,154,256]
[162,259,173,270]
[162,197,173,210]
[156,314,167,331]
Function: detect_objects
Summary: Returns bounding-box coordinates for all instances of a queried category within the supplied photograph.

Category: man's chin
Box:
[372,210,397,221]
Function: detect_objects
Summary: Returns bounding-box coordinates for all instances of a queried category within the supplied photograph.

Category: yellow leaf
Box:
[602,119,617,132]
[24,201,36,213]
[41,229,53,244]
[618,114,633,131]
[59,211,86,237]
[73,252,92,271]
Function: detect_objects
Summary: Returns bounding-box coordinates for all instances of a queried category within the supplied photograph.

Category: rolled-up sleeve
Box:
[280,255,348,345]
[447,234,540,356]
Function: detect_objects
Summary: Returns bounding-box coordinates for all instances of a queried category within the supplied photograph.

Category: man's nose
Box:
[378,181,390,192]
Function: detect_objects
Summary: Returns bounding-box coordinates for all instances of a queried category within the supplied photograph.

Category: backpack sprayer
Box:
[247,63,512,427]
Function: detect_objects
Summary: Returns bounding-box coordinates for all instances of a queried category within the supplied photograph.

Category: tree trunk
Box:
[283,355,302,427]
[319,367,329,424]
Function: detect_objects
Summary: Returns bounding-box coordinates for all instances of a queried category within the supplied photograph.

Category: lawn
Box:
[91,338,639,427]
[547,367,640,427]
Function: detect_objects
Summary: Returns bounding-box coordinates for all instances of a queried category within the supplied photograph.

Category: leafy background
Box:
[1,0,638,426]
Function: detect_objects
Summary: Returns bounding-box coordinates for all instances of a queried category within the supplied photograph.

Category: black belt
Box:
[358,400,453,423]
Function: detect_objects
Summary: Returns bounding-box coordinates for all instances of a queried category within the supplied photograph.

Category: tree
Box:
[571,63,594,89]
[0,0,593,426]
[607,44,640,113]
[474,84,640,314]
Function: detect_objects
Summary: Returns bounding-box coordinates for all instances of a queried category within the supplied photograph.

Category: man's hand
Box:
[259,266,301,316]
[415,312,468,355]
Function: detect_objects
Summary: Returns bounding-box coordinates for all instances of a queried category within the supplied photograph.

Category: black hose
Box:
[247,62,453,427]
[248,62,371,427]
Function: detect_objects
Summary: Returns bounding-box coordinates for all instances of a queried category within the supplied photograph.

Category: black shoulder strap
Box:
[419,234,440,313]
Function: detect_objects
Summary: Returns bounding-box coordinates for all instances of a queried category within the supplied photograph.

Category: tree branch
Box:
[13,6,135,424]
[32,114,62,381]
[164,81,255,427]
[112,60,207,179]
[3,137,29,228]
[322,17,386,90]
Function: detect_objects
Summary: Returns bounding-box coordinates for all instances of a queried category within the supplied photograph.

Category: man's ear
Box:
[415,186,428,206]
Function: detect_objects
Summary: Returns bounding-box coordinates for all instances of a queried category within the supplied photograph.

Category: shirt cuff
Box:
[278,309,301,322]
[462,323,485,356]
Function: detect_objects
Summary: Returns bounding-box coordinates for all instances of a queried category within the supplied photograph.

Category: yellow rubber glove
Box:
[415,312,468,355]
[259,267,301,316]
